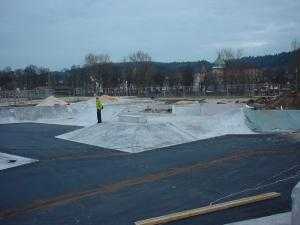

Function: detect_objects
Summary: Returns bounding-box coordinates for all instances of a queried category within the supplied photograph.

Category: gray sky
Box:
[0,0,299,70]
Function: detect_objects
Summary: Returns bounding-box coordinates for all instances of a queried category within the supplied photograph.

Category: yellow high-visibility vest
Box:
[96,99,103,110]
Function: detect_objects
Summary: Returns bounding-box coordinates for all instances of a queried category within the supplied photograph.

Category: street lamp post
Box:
[296,67,299,92]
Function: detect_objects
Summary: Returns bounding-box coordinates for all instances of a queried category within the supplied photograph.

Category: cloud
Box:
[0,0,299,69]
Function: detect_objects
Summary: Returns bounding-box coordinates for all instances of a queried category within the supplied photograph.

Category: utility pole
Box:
[291,39,299,92]
[296,67,299,92]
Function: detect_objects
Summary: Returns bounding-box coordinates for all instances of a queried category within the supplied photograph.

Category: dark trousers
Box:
[97,109,102,123]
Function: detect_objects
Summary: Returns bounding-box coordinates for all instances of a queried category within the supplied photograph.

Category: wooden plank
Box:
[134,192,281,225]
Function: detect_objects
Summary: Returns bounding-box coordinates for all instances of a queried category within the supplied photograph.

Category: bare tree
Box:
[216,48,246,94]
[85,53,112,66]
[96,54,112,64]
[127,50,153,87]
[128,50,152,63]
[84,53,112,94]
[236,48,244,59]
[85,53,98,65]
[291,39,299,52]
[217,48,243,62]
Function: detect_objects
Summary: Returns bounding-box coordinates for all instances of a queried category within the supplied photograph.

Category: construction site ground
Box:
[0,123,300,225]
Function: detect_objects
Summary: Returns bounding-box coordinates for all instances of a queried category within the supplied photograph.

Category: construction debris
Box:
[247,92,300,109]
[144,104,172,113]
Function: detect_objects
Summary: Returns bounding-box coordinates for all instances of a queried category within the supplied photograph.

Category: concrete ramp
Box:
[0,152,37,171]
[0,101,125,126]
[56,104,254,153]
[0,106,71,123]
[56,122,196,153]
[172,102,240,116]
[243,108,300,132]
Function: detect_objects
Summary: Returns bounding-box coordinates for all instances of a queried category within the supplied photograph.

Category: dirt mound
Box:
[36,96,68,107]
[174,100,197,105]
[98,95,119,102]
[247,92,300,109]
[270,92,300,109]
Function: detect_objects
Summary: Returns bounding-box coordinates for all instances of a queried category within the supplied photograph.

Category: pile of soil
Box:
[99,95,119,102]
[247,92,300,109]
[161,98,206,105]
[174,100,197,105]
[36,96,68,107]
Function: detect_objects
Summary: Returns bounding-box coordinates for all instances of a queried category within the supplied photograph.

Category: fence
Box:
[101,83,292,98]
[0,83,293,105]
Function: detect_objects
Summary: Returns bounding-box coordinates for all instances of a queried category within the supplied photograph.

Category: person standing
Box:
[96,97,104,123]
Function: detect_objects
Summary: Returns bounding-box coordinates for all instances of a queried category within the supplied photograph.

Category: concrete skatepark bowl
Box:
[1,97,300,153]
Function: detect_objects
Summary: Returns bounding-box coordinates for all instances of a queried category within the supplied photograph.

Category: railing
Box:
[101,84,292,98]
[0,83,292,105]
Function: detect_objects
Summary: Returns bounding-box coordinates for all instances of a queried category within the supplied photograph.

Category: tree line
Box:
[0,48,299,93]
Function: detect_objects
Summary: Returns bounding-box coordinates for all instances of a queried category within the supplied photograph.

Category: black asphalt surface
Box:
[0,123,300,225]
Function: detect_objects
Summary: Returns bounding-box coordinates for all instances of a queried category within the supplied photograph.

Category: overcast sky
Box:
[0,0,299,70]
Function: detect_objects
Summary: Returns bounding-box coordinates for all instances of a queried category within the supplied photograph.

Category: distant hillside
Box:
[112,60,212,73]
[112,51,295,74]
[238,51,295,69]
[152,60,212,73]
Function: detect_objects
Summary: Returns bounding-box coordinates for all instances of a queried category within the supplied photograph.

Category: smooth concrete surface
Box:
[55,99,253,153]
[243,108,300,133]
[56,121,195,153]
[56,105,254,153]
[118,114,148,123]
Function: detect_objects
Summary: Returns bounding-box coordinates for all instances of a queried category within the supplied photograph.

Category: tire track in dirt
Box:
[0,149,299,219]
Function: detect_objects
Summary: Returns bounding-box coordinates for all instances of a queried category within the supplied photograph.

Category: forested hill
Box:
[237,51,296,69]
[150,60,212,73]
[113,50,296,73]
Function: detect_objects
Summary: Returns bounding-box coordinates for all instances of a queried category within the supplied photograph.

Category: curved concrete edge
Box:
[243,108,300,133]
[292,182,300,225]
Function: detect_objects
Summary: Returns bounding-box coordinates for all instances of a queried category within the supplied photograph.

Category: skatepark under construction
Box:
[0,96,300,225]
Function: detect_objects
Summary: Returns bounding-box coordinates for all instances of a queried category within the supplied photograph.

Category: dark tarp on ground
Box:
[0,123,299,225]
